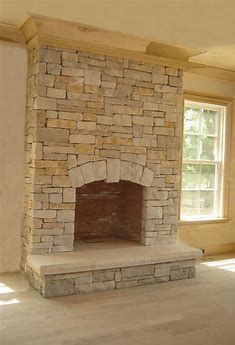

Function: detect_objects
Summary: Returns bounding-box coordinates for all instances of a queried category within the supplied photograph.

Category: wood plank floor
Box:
[1,255,235,345]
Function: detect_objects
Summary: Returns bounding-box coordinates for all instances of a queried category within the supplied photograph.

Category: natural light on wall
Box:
[181,100,226,220]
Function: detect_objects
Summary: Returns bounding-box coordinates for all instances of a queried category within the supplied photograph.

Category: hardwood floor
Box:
[1,255,235,345]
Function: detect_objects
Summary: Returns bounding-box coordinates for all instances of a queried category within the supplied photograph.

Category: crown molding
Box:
[20,14,192,70]
[146,41,205,62]
[3,14,232,83]
[0,23,25,44]
[186,62,235,83]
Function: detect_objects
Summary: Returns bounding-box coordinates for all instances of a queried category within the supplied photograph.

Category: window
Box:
[181,99,226,220]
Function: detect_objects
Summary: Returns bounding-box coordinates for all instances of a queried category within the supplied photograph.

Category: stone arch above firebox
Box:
[68,159,154,188]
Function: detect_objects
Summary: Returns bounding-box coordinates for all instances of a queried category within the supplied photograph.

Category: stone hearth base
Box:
[25,239,201,297]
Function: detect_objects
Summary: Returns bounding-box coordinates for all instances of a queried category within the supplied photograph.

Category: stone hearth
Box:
[27,239,200,297]
[22,42,201,297]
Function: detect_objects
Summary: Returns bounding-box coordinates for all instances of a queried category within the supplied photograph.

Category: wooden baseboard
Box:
[203,243,235,256]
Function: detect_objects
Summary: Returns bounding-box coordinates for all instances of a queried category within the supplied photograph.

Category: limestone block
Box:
[52,245,73,253]
[52,176,71,187]
[62,67,84,77]
[152,73,168,85]
[106,159,120,182]
[68,166,85,187]
[124,69,151,82]
[43,279,74,297]
[133,116,153,126]
[68,82,84,93]
[143,206,162,219]
[121,265,154,277]
[80,162,96,184]
[170,267,190,280]
[34,96,56,110]
[155,276,170,283]
[93,270,115,282]
[33,210,56,219]
[129,62,152,72]
[145,188,168,200]
[70,134,95,144]
[116,281,137,289]
[37,74,54,87]
[141,237,157,245]
[57,210,75,222]
[154,264,171,277]
[63,188,76,202]
[168,76,183,87]
[97,115,112,125]
[114,84,132,98]
[77,121,96,130]
[154,84,177,93]
[165,112,178,123]
[130,163,143,184]
[85,69,101,86]
[74,272,93,285]
[47,64,62,75]
[167,149,180,161]
[155,118,165,126]
[49,194,62,203]
[163,215,177,225]
[166,67,178,76]
[101,81,116,89]
[112,114,132,126]
[94,160,106,181]
[47,88,66,99]
[189,266,196,278]
[141,167,154,187]
[75,281,115,293]
[68,155,77,169]
[143,102,159,111]
[154,127,174,136]
[37,127,69,143]
[54,235,74,244]
[120,160,132,181]
[39,49,61,64]
[46,110,58,118]
[62,52,78,62]
[64,223,74,234]
[31,142,43,159]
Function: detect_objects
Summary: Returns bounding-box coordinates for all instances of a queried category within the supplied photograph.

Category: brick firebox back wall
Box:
[75,180,143,242]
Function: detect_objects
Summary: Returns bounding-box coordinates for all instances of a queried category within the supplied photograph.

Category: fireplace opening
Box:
[74,180,143,243]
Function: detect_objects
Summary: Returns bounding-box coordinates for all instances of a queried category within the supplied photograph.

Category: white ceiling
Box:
[1,0,235,70]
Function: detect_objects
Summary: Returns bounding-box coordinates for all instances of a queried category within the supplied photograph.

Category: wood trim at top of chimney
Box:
[0,14,234,82]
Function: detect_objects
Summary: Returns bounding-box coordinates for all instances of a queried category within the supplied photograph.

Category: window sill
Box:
[178,218,231,226]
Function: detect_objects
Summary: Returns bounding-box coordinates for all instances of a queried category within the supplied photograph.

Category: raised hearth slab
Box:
[26,240,201,297]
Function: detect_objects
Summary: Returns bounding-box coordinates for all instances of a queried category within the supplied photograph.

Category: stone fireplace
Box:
[21,16,201,297]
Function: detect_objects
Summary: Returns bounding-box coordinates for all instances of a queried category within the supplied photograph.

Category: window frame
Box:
[180,94,231,223]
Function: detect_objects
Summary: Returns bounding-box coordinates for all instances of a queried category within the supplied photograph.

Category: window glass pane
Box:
[182,164,200,189]
[183,134,198,160]
[200,191,215,216]
[184,107,199,134]
[201,109,217,136]
[200,136,215,160]
[181,191,200,217]
[200,164,216,189]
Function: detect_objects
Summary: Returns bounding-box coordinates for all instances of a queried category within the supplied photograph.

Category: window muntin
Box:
[181,100,226,220]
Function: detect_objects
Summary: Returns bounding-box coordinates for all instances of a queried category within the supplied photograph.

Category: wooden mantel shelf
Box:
[0,14,234,82]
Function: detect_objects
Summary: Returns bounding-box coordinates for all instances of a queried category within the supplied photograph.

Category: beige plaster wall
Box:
[0,42,27,273]
[179,72,235,255]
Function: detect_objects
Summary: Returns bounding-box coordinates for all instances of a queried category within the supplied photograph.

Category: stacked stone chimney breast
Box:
[22,45,183,267]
